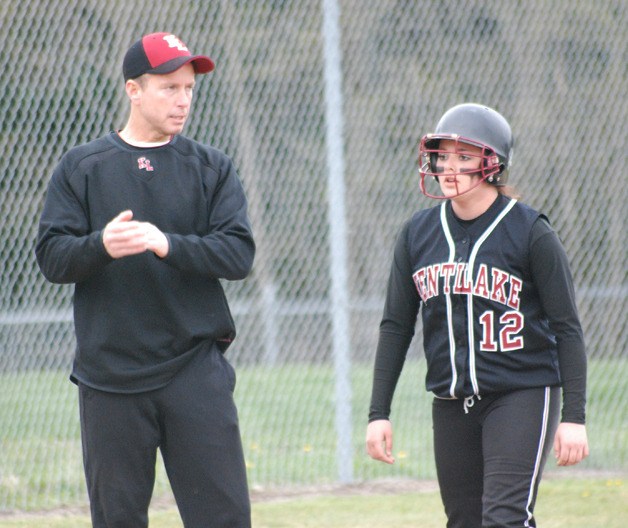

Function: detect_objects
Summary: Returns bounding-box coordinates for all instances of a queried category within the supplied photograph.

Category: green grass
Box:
[1,358,626,512]
[0,478,625,527]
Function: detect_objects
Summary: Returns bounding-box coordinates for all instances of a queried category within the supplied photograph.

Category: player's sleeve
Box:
[162,155,255,280]
[368,222,421,422]
[35,158,113,284]
[529,217,587,424]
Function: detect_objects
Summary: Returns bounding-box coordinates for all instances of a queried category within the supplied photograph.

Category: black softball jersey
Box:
[369,194,586,424]
[36,132,255,393]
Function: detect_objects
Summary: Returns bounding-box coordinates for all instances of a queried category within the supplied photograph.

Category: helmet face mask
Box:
[418,104,513,200]
[419,134,504,199]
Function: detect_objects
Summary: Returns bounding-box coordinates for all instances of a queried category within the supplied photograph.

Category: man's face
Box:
[132,63,196,141]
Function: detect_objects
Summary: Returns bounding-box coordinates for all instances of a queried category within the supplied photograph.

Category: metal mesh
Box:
[1,0,626,511]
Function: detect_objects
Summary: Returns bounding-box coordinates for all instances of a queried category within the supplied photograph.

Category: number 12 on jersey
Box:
[479,310,524,352]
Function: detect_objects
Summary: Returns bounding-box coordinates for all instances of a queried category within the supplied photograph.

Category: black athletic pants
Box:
[432,387,560,528]
[78,346,251,528]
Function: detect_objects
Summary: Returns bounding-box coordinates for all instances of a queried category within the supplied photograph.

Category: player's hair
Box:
[498,185,521,199]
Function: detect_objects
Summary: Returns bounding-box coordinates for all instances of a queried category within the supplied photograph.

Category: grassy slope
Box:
[0,359,626,511]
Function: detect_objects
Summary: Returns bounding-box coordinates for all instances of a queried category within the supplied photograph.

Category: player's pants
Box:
[432,387,560,528]
[78,345,251,528]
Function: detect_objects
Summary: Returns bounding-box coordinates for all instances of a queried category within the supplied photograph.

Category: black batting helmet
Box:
[419,103,514,199]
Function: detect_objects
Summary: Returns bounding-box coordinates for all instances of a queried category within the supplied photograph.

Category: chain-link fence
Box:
[1,0,626,512]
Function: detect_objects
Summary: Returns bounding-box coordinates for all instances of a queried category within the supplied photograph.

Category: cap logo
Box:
[163,34,188,52]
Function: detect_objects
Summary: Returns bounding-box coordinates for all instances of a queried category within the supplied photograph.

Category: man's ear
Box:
[125,79,141,102]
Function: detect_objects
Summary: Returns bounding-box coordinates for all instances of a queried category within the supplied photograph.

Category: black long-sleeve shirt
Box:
[36,132,255,393]
[369,197,586,424]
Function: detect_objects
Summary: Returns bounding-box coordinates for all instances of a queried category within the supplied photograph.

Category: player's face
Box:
[132,64,196,142]
[435,139,484,198]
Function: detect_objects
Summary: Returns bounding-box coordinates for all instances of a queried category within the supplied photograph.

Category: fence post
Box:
[322,0,353,483]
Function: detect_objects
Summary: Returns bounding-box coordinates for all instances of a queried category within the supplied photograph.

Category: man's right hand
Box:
[102,210,148,258]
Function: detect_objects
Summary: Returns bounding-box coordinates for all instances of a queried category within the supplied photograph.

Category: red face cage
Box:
[418,134,503,199]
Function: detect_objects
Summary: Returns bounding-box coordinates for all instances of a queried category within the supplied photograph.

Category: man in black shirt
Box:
[36,32,254,527]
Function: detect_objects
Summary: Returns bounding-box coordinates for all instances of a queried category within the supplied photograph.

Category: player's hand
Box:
[102,210,169,259]
[366,419,395,464]
[553,422,589,466]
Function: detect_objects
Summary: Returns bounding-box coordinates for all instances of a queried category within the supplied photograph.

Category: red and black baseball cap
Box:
[123,32,215,81]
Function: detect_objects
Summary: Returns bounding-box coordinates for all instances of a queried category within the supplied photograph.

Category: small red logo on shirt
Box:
[138,157,154,171]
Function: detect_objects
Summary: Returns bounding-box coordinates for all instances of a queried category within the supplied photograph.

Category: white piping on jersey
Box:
[525,386,552,527]
[466,198,517,395]
[439,203,459,398]
[440,198,518,398]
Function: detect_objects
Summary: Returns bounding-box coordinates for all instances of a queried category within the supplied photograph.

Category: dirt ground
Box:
[0,478,439,520]
[249,478,440,503]
[1,471,621,520]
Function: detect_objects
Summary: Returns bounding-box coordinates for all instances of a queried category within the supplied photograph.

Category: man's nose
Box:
[176,89,192,105]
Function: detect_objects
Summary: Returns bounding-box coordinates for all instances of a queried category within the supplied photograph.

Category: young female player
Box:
[366,103,589,527]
